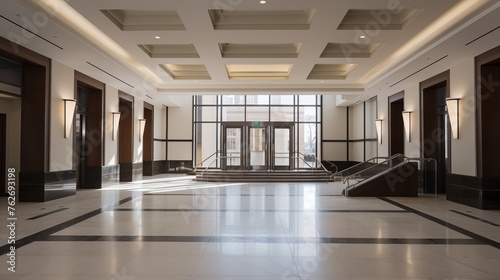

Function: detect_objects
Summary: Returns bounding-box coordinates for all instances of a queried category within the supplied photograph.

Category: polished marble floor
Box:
[1,174,499,280]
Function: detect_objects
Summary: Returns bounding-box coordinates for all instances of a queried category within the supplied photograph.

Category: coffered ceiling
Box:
[1,0,500,106]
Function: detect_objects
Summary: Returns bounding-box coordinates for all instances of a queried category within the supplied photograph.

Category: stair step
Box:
[194,170,334,182]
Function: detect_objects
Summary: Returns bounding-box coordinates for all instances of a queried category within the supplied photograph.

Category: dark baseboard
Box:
[167,160,193,173]
[20,170,76,202]
[447,173,500,210]
[119,162,143,182]
[143,160,167,176]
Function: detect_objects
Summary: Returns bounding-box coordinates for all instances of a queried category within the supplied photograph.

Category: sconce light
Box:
[112,112,121,141]
[63,99,76,138]
[402,111,412,142]
[375,119,383,145]
[446,98,460,139]
[138,119,146,142]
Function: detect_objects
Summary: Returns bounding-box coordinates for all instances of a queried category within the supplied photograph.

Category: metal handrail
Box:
[343,154,407,185]
[295,151,333,176]
[341,155,438,197]
[193,150,221,173]
[335,153,405,180]
[343,158,410,196]
[199,155,228,177]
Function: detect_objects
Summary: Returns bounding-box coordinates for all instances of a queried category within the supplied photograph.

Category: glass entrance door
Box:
[272,127,292,170]
[249,127,267,170]
[223,127,243,170]
[222,122,293,171]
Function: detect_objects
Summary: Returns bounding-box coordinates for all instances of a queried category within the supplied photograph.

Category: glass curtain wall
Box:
[194,95,322,168]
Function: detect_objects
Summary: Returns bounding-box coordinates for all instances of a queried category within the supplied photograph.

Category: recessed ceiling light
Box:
[260,0,267,4]
[321,81,325,83]
[359,35,366,39]
[155,36,161,39]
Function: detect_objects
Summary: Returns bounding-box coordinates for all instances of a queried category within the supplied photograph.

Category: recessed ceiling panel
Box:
[101,10,185,31]
[139,44,199,58]
[220,43,301,58]
[338,9,419,30]
[209,9,315,30]
[321,43,381,58]
[226,64,292,80]
[307,64,356,80]
[161,64,211,80]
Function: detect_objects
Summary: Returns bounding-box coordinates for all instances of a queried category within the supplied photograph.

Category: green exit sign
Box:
[253,121,261,125]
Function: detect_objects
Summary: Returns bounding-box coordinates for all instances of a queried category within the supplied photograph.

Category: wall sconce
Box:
[375,119,383,145]
[138,119,146,142]
[112,112,121,141]
[446,98,460,139]
[63,99,76,138]
[402,111,412,142]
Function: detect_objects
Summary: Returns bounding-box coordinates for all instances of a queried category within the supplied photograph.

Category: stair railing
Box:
[193,150,221,173]
[334,153,405,181]
[342,154,408,187]
[294,151,334,176]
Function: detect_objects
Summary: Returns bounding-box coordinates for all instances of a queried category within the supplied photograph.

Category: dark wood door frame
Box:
[118,92,134,181]
[144,102,154,163]
[389,91,405,156]
[420,70,451,194]
[74,71,104,188]
[0,114,5,196]
[476,45,500,178]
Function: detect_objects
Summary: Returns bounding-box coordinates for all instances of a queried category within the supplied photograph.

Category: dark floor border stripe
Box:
[113,208,409,213]
[39,235,484,245]
[379,197,500,249]
[27,208,69,220]
[0,196,134,255]
[449,210,500,227]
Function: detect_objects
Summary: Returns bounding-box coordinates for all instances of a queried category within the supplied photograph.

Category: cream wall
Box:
[49,60,75,172]
[104,85,119,166]
[134,98,144,163]
[0,99,21,182]
[154,106,167,161]
[403,84,421,159]
[349,103,365,162]
[376,93,390,158]
[322,95,348,160]
[450,58,476,176]
[167,95,193,161]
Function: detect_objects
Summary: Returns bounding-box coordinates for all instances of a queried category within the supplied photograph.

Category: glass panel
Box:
[299,123,317,168]
[246,106,269,122]
[195,123,217,167]
[271,107,294,122]
[274,128,290,166]
[299,107,317,122]
[201,95,217,105]
[250,128,266,168]
[222,95,245,105]
[271,95,294,105]
[246,95,269,105]
[299,95,316,105]
[226,128,241,167]
[197,106,217,122]
[222,106,245,121]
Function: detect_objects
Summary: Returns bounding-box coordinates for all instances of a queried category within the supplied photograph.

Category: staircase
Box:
[195,169,333,182]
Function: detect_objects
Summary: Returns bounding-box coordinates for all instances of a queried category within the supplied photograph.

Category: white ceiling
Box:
[1,0,500,106]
